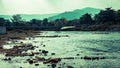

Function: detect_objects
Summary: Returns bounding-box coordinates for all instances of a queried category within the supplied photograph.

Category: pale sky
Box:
[0,0,120,15]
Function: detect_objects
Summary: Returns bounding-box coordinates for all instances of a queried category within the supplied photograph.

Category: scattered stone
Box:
[42,50,49,56]
[35,35,69,38]
[29,53,34,56]
[44,58,61,64]
[42,50,48,53]
[29,60,34,64]
[33,52,40,55]
[3,58,8,61]
[3,43,36,57]
[8,57,11,60]
[8,37,22,40]
[39,49,41,51]
[81,56,106,60]
[35,64,39,66]
[20,42,23,44]
[67,66,74,68]
[100,57,106,59]
[76,54,80,56]
[51,63,56,68]
[26,59,31,61]
[47,65,50,67]
[43,45,46,47]
[5,53,28,57]
[51,53,55,55]
[63,57,74,59]
[3,57,11,61]
[0,46,3,49]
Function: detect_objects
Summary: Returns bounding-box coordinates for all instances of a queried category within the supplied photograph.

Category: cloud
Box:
[0,0,119,14]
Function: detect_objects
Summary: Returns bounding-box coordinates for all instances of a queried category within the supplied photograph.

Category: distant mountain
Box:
[0,7,101,21]
[0,13,59,21]
[48,7,101,21]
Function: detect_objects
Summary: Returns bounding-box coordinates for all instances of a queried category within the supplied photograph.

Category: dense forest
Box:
[0,8,120,31]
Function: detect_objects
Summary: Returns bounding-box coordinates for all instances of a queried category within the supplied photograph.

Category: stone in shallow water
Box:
[51,53,56,55]
[35,64,39,66]
[29,60,34,64]
[67,66,74,68]
[76,54,80,56]
[44,58,61,64]
[51,63,56,68]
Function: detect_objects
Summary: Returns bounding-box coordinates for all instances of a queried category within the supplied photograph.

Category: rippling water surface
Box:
[0,31,120,68]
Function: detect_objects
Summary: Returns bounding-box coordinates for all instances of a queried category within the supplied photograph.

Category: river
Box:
[0,31,120,68]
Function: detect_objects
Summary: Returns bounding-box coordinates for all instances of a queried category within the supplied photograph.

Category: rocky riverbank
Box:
[0,30,39,46]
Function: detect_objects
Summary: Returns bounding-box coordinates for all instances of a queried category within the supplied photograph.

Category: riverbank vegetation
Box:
[0,7,120,31]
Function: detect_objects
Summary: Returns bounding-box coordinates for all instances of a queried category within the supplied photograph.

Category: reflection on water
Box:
[0,31,120,68]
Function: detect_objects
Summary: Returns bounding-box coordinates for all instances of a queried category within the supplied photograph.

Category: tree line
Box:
[0,7,120,31]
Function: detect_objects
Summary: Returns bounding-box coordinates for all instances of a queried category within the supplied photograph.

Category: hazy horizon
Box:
[0,0,120,15]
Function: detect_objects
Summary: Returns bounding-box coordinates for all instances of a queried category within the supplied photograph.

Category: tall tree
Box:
[42,18,48,27]
[11,14,25,26]
[60,18,67,26]
[94,7,116,24]
[30,19,42,26]
[79,13,93,25]
[0,18,11,26]
[0,18,5,26]
[55,19,63,27]
[116,10,120,24]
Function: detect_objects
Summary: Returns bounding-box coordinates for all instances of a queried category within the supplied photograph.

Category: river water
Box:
[0,31,120,68]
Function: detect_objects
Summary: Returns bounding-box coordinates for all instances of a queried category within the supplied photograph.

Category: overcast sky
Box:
[0,0,120,15]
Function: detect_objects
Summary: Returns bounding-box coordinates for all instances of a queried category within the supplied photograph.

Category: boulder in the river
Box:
[42,50,49,56]
[76,54,80,56]
[29,60,34,64]
[43,45,46,47]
